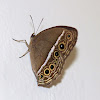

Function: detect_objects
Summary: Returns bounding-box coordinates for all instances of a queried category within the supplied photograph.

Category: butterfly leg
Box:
[19,49,29,58]
[12,38,29,58]
[12,38,29,48]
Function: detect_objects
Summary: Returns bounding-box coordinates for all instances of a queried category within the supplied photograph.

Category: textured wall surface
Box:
[0,0,100,100]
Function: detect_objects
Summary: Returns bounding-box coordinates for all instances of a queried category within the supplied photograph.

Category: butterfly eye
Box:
[49,64,55,71]
[68,34,70,37]
[44,68,50,76]
[55,52,59,56]
[67,33,72,40]
[31,34,35,38]
[60,44,64,49]
[58,42,65,51]
[38,74,44,80]
[54,51,59,58]
[40,74,43,78]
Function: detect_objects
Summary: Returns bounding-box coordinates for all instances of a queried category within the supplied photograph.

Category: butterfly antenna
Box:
[30,15,35,34]
[36,18,44,34]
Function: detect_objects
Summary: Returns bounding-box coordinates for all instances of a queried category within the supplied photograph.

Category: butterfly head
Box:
[31,33,35,38]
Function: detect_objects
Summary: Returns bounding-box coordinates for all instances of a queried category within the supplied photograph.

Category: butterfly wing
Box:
[29,26,78,86]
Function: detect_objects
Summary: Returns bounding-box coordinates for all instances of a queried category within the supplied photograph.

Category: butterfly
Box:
[13,16,78,87]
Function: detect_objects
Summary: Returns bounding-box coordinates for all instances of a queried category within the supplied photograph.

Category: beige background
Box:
[0,0,100,100]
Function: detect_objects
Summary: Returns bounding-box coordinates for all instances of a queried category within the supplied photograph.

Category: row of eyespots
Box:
[41,38,67,77]
[39,64,56,79]
[53,41,66,60]
[43,33,72,74]
[39,33,72,79]
[44,64,55,75]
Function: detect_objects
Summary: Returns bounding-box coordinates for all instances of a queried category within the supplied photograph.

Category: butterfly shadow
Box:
[46,47,78,88]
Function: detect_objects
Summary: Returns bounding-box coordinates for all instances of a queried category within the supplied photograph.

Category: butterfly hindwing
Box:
[36,27,78,86]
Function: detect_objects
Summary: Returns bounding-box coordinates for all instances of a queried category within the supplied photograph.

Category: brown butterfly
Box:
[13,16,78,87]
